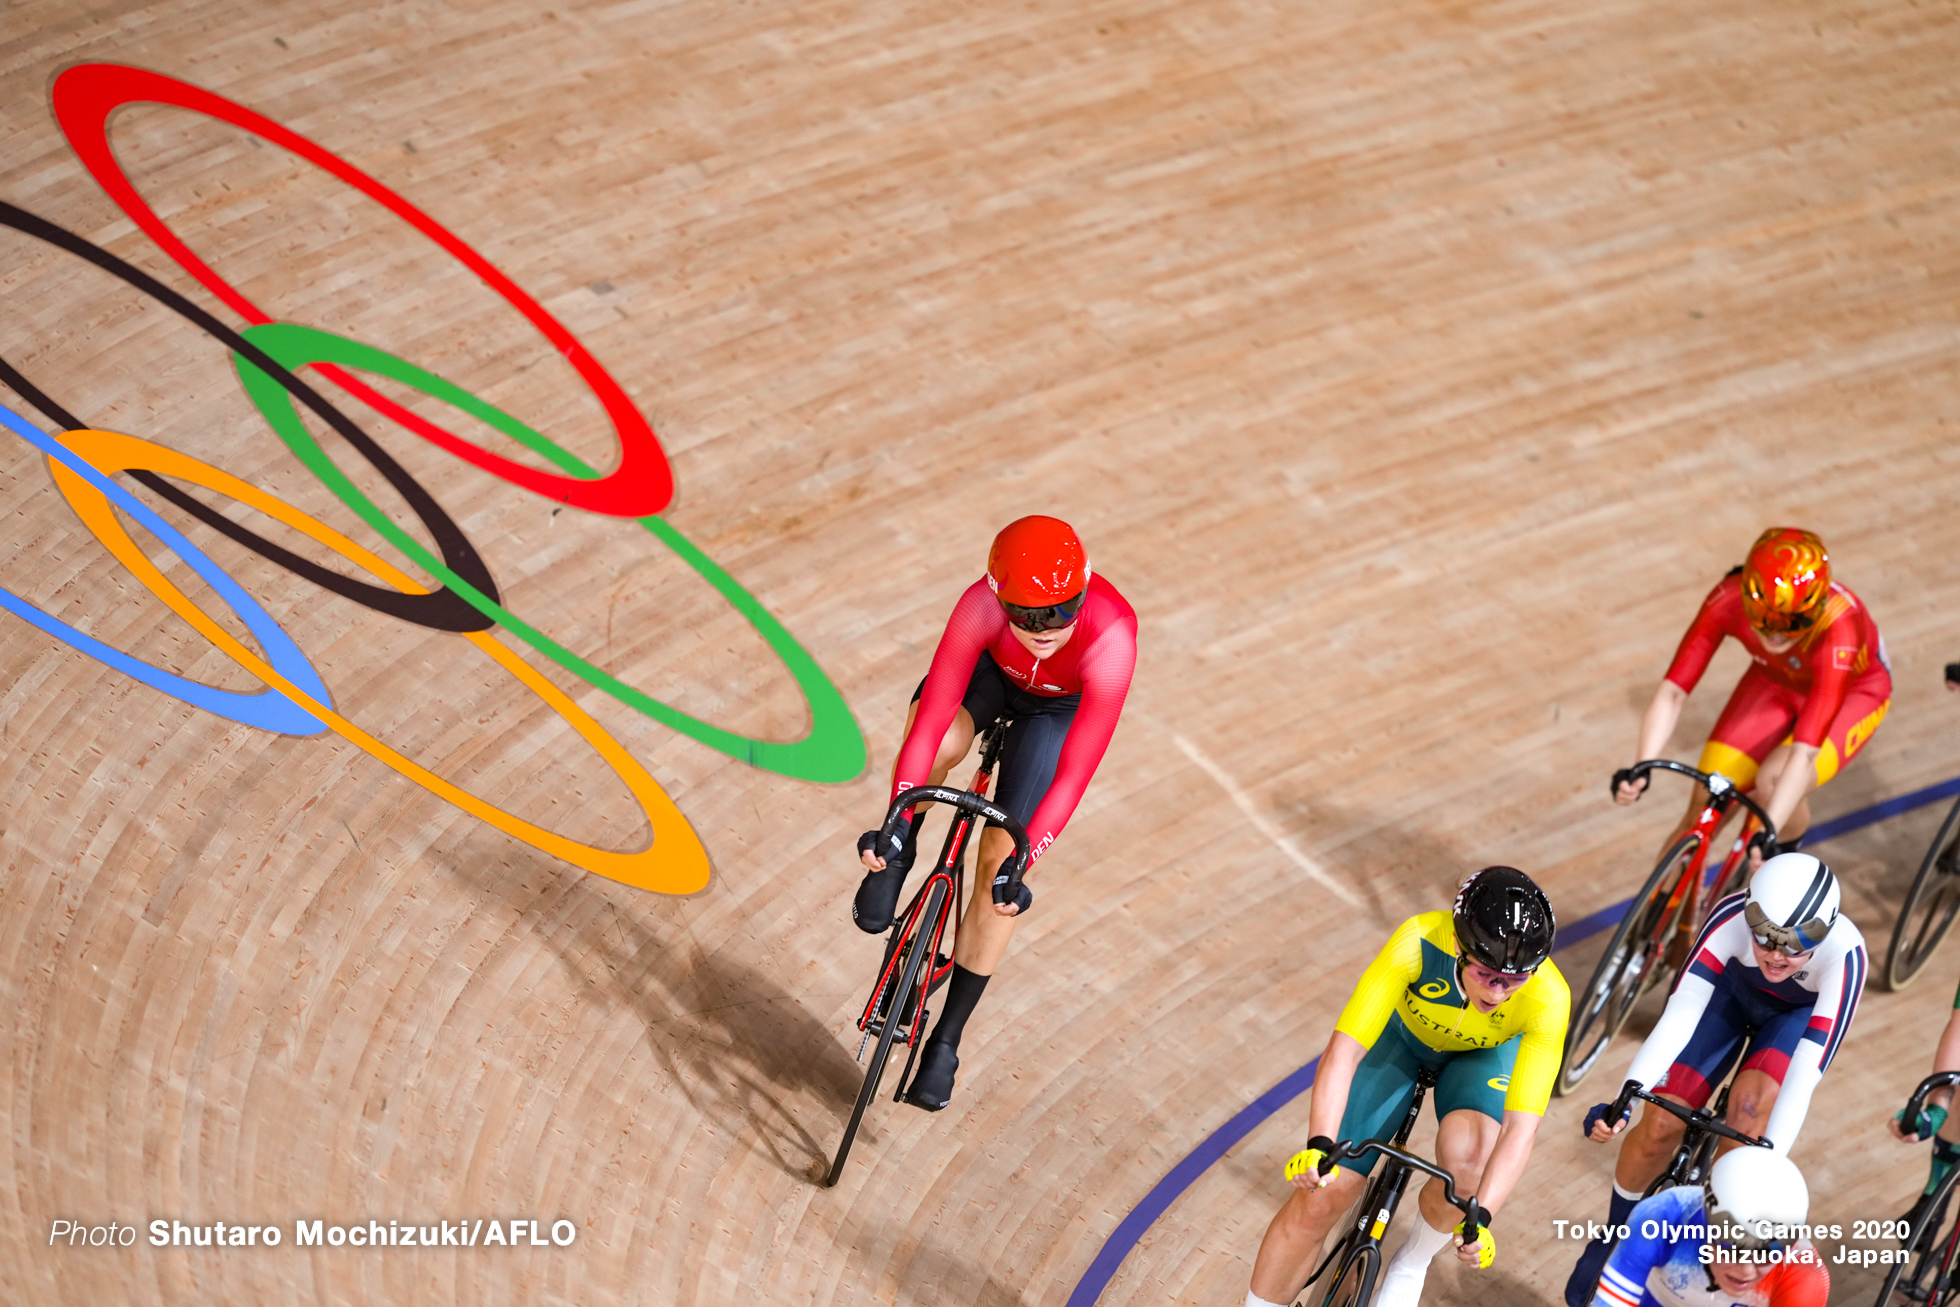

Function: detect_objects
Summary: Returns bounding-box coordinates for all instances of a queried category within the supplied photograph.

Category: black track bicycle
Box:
[1295,1066,1488,1307]
[1885,666,1960,990]
[1877,1071,1960,1306]
[1600,1076,1771,1197]
[1563,1078,1772,1305]
[1560,760,1777,1095]
[824,718,1029,1187]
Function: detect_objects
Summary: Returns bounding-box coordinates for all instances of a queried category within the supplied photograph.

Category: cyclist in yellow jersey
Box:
[1245,867,1568,1307]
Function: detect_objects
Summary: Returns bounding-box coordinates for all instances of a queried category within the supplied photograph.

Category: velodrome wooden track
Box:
[4,0,1960,1302]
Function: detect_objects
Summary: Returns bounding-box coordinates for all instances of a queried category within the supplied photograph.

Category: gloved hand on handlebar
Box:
[1282,1135,1340,1187]
[857,814,915,872]
[1895,1103,1951,1143]
[1454,1207,1495,1268]
[990,864,1033,915]
[1584,1099,1633,1141]
[1610,767,1648,803]
[1746,827,1791,866]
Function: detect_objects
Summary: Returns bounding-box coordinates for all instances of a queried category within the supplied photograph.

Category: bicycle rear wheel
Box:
[1315,1243,1379,1307]
[1886,796,1960,991]
[1558,834,1701,1096]
[826,878,948,1187]
[1879,1164,1960,1306]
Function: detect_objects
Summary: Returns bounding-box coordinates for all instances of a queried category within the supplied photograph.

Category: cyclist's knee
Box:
[1435,1110,1498,1176]
[1277,1177,1348,1232]
[1632,1101,1688,1149]
[1727,1075,1778,1130]
[976,827,1017,873]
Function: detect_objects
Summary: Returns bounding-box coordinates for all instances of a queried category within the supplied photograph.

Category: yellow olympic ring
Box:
[47,428,707,894]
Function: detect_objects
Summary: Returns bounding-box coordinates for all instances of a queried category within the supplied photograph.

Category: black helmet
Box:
[1453,866,1556,975]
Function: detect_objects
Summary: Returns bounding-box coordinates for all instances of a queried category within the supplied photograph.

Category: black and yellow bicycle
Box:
[1296,1066,1488,1306]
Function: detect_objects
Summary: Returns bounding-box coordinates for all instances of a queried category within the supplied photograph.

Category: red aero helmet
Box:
[1740,527,1830,635]
[987,516,1089,607]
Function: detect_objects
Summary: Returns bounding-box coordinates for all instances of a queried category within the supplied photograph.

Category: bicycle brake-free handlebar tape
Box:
[1613,1080,1772,1149]
[1904,1071,1960,1134]
[882,785,1034,890]
[1622,761,1778,845]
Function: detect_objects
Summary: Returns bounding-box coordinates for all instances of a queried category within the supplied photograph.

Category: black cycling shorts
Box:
[912,651,1079,835]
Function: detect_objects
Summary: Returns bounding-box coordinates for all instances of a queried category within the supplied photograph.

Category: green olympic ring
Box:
[233,321,864,783]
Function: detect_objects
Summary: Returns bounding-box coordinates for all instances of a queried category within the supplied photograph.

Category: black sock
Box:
[928,964,990,1051]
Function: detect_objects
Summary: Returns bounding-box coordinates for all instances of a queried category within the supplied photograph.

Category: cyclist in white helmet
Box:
[1565,853,1866,1305]
[1592,1148,1828,1306]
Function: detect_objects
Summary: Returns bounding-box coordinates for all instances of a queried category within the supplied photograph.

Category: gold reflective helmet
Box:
[1740,527,1829,635]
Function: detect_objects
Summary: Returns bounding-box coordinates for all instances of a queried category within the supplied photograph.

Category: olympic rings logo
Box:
[0,64,867,894]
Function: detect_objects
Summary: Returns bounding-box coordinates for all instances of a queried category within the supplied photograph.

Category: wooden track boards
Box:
[3,0,1960,1302]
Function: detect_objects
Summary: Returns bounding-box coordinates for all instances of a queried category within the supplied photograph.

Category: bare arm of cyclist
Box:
[1619,681,1689,803]
[1756,741,1821,839]
[1284,918,1427,1189]
[1892,999,1960,1142]
[1452,1109,1540,1264]
[1288,1031,1366,1189]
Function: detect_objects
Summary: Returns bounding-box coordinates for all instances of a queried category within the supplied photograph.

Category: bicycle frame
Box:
[1630,760,1779,951]
[827,721,1032,1187]
[1559,761,1782,1096]
[1877,1073,1960,1305]
[1300,1068,1486,1305]
[1604,1077,1770,1196]
[852,720,1012,1063]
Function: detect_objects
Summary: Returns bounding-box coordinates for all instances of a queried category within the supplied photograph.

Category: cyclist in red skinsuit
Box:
[893,571,1136,865]
[1616,527,1890,863]
[853,516,1137,1110]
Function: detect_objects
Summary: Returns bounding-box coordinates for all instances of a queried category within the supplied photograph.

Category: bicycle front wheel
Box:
[1886,796,1960,991]
[1559,834,1702,1096]
[1879,1163,1960,1306]
[1316,1243,1380,1307]
[826,878,948,1187]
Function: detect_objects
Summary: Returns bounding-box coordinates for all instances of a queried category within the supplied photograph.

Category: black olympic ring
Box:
[0,199,498,633]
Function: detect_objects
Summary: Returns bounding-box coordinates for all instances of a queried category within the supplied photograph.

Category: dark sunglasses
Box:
[1001,591,1086,632]
[1750,609,1817,636]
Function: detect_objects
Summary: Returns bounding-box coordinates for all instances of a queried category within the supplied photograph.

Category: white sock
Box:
[1244,1293,1289,1307]
[1374,1216,1454,1307]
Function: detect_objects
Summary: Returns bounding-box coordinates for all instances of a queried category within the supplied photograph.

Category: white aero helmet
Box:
[1744,852,1839,955]
[1704,1147,1808,1249]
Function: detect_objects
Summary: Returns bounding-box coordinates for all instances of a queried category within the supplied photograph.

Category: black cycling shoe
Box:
[1564,1237,1615,1307]
[852,865,909,934]
[851,821,921,933]
[902,1040,959,1112]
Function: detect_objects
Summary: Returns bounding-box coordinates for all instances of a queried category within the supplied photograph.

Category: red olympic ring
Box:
[52,63,672,519]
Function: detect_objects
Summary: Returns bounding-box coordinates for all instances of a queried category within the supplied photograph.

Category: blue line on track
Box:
[1063,776,1960,1306]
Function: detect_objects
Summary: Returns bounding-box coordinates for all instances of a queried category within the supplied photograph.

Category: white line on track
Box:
[1171,732,1359,905]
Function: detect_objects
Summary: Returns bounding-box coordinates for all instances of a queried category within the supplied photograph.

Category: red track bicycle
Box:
[825,718,1029,1186]
[1558,759,1778,1095]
